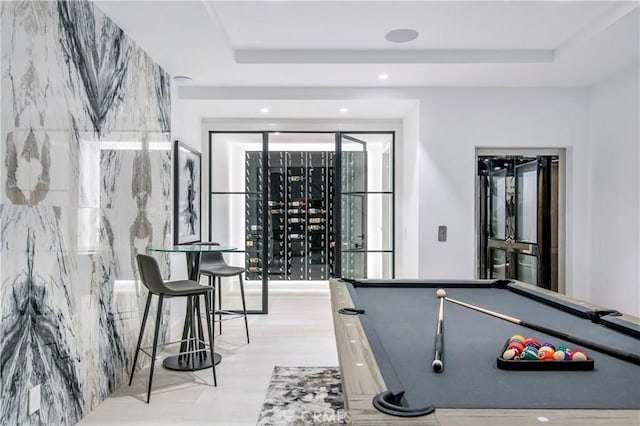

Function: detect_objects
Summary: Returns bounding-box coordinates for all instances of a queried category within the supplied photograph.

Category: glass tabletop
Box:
[149,245,237,253]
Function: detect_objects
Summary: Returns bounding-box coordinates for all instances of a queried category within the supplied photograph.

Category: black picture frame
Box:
[173,140,201,245]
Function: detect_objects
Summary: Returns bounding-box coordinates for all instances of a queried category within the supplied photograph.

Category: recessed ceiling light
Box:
[339,107,348,113]
[385,28,419,43]
[378,73,389,80]
[172,75,192,83]
[260,107,269,113]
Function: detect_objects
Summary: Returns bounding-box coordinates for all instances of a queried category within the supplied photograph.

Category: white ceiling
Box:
[214,1,613,50]
[94,1,639,119]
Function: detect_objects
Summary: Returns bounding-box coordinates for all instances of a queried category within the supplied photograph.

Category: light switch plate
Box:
[438,226,447,242]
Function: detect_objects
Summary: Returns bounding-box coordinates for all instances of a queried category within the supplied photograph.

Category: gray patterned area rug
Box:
[257,366,347,426]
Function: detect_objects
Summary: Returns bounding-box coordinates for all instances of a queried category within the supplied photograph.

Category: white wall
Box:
[168,84,203,337]
[177,82,640,315]
[397,105,421,277]
[587,64,640,317]
[418,88,590,288]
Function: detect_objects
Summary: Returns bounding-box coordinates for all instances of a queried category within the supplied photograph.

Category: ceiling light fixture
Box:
[260,108,269,113]
[378,73,389,80]
[385,28,419,43]
[172,75,192,83]
[339,107,348,113]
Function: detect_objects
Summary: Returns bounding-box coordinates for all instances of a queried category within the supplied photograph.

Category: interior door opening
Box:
[210,131,395,313]
[477,154,560,291]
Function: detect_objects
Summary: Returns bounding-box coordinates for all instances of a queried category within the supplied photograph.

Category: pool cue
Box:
[445,296,640,366]
[432,289,446,372]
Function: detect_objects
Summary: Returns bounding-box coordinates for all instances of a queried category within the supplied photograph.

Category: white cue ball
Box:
[432,359,443,372]
[436,289,446,298]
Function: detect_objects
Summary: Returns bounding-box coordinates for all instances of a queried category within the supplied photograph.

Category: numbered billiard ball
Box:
[538,346,555,356]
[570,350,589,361]
[502,348,520,360]
[537,350,555,360]
[507,342,524,353]
[520,347,538,360]
[553,350,570,361]
[510,334,525,343]
[523,338,541,349]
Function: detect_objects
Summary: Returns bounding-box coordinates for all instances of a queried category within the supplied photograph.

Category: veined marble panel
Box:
[0,205,84,425]
[1,1,172,424]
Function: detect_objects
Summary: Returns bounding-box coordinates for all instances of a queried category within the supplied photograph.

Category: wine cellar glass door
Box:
[339,135,367,278]
[337,132,394,280]
[211,130,395,312]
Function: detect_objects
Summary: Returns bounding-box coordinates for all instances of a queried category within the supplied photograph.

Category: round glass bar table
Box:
[149,244,237,371]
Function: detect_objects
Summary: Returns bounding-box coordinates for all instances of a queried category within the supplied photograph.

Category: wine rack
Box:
[245,150,335,280]
[245,151,263,280]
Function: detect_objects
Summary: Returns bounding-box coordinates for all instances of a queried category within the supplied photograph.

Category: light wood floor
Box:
[79,286,338,425]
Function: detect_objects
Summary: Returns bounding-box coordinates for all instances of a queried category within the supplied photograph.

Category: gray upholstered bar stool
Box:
[130,254,217,403]
[198,242,250,343]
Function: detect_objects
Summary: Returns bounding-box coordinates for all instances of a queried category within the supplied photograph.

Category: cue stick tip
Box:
[432,359,443,372]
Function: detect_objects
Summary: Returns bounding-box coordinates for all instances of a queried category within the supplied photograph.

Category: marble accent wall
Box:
[1,1,172,424]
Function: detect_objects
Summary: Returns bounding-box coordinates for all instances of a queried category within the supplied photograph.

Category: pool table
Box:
[329,278,640,425]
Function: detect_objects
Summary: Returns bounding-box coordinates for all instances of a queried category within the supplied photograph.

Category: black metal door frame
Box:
[335,132,395,279]
[210,130,396,313]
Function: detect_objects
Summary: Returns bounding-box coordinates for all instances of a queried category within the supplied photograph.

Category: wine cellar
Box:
[210,130,394,313]
[245,151,336,280]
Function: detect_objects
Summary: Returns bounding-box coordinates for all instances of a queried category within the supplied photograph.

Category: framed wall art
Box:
[173,140,201,245]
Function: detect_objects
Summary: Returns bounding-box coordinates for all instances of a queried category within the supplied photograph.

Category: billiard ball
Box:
[557,345,571,353]
[537,350,555,360]
[508,339,526,347]
[538,346,555,356]
[541,343,555,351]
[537,346,555,360]
[520,347,538,360]
[510,334,525,343]
[507,342,524,353]
[523,338,541,349]
[436,289,446,298]
[502,348,520,360]
[570,350,589,361]
[553,350,570,361]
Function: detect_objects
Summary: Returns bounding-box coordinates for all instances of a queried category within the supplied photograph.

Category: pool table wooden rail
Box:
[329,278,640,426]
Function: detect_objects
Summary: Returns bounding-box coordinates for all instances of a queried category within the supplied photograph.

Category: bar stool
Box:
[198,242,250,343]
[130,254,217,403]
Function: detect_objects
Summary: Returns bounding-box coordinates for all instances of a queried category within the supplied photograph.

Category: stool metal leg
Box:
[189,296,197,371]
[217,276,223,335]
[147,294,164,403]
[182,297,194,363]
[178,297,193,362]
[207,275,215,330]
[194,296,205,362]
[130,292,153,386]
[238,274,250,344]
[203,292,217,386]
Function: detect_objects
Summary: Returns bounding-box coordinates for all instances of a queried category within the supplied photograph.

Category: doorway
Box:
[476,150,562,291]
[338,133,394,279]
[209,131,395,313]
